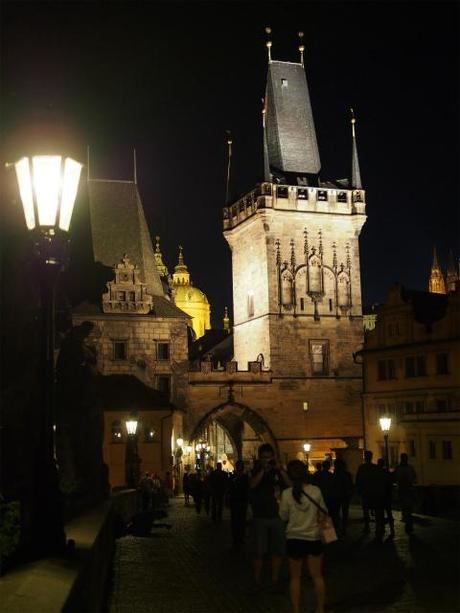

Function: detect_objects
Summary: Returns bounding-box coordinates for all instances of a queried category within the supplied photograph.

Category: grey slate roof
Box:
[73,295,190,320]
[87,180,164,297]
[265,61,321,176]
[351,133,362,189]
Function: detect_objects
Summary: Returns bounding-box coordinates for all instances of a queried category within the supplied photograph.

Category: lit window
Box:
[157,342,170,360]
[309,340,329,376]
[281,78,288,87]
[317,190,328,202]
[113,341,127,361]
[144,424,156,443]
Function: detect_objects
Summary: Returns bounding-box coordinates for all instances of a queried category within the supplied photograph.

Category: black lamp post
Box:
[379,416,392,469]
[125,415,140,488]
[12,154,82,555]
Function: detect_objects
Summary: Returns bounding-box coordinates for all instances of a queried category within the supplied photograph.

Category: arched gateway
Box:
[188,402,278,467]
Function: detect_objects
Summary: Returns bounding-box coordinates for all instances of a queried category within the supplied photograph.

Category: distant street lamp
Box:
[125,414,140,488]
[303,442,311,468]
[379,416,392,469]
[12,154,82,555]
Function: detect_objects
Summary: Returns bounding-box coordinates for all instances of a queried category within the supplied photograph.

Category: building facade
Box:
[360,284,460,485]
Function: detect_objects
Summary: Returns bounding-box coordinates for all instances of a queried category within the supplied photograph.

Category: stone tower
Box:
[224,38,367,377]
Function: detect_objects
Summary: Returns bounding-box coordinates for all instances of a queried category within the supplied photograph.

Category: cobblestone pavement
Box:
[108,498,460,613]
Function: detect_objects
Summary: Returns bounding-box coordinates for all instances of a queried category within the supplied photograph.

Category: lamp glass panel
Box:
[379,417,392,432]
[14,157,36,229]
[126,419,138,435]
[176,438,184,447]
[32,156,62,227]
[59,158,82,231]
[303,443,311,452]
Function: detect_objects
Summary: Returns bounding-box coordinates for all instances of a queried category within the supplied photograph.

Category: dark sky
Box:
[2,1,459,327]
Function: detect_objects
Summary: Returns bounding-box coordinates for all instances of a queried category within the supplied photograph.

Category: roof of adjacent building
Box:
[95,374,174,409]
[265,60,320,177]
[189,329,233,362]
[73,295,190,320]
[87,179,164,297]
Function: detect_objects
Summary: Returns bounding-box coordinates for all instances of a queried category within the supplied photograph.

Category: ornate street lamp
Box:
[303,442,311,468]
[379,416,392,469]
[11,154,82,555]
[125,414,140,488]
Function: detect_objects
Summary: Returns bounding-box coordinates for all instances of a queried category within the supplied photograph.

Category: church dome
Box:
[173,284,210,305]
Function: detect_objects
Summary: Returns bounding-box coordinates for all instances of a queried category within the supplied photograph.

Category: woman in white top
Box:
[279,460,326,613]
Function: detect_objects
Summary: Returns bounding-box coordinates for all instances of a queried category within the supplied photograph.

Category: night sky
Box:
[2,1,459,327]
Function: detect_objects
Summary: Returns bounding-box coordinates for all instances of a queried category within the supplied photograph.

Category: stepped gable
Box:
[87,179,164,297]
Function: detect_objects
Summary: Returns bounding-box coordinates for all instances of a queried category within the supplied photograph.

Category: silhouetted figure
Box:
[228,460,249,548]
[310,462,322,487]
[139,472,154,511]
[249,443,290,592]
[182,468,191,506]
[356,450,376,533]
[210,462,228,522]
[190,470,204,514]
[393,453,417,534]
[377,458,395,540]
[317,461,340,533]
[333,459,353,536]
[203,468,211,515]
[279,460,326,613]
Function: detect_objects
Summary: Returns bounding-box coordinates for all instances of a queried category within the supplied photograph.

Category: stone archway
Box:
[189,401,279,463]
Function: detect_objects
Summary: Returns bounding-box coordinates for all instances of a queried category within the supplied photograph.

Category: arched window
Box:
[309,256,322,293]
[111,420,123,443]
[281,271,293,306]
[338,273,350,309]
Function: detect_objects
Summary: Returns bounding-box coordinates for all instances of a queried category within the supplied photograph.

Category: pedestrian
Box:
[333,459,353,536]
[279,460,326,613]
[248,443,290,593]
[139,472,153,511]
[210,462,228,522]
[310,462,322,487]
[377,458,395,540]
[182,466,191,506]
[191,470,204,514]
[164,471,174,501]
[228,460,249,548]
[356,450,376,533]
[393,453,417,534]
[316,461,340,534]
[203,468,212,516]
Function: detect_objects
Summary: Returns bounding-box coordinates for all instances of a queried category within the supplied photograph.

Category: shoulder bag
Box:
[301,489,338,544]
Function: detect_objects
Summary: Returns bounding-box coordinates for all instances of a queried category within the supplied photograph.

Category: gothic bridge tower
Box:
[223,32,367,379]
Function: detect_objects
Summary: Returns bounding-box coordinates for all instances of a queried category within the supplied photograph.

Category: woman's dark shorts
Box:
[286,538,323,559]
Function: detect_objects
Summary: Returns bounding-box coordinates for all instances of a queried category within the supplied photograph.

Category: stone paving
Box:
[108,498,460,613]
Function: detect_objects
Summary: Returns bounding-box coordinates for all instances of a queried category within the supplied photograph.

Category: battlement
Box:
[188,360,272,383]
[223,182,366,231]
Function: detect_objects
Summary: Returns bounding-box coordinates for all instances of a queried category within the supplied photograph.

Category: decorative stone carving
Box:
[102,255,153,314]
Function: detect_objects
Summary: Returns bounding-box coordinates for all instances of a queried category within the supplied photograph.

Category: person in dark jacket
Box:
[356,450,376,533]
[317,460,340,533]
[210,462,228,522]
[333,459,353,536]
[228,460,249,548]
[377,458,395,540]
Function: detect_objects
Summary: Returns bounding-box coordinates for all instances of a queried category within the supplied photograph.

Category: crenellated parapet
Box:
[188,359,272,383]
[223,182,366,231]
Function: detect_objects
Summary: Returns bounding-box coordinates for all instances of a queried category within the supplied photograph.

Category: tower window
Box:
[300,297,305,311]
[329,299,333,312]
[337,192,347,203]
[297,188,308,200]
[247,293,254,318]
[317,190,328,202]
[277,186,288,198]
[281,78,288,87]
[113,340,127,361]
[128,291,136,301]
[156,375,171,398]
[309,340,329,376]
[157,342,170,360]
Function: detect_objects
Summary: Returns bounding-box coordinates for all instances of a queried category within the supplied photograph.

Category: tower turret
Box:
[428,246,446,294]
[154,235,169,278]
[446,249,459,292]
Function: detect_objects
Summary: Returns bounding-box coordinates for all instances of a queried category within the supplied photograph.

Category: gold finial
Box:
[350,107,356,137]
[298,31,305,67]
[178,244,184,265]
[265,26,272,61]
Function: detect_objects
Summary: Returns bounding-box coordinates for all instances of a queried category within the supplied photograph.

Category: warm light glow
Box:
[176,438,184,448]
[379,417,392,432]
[303,442,311,453]
[186,445,193,454]
[14,155,82,231]
[59,158,82,231]
[33,156,61,227]
[126,419,138,435]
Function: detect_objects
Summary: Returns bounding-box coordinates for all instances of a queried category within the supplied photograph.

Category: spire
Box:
[298,31,305,67]
[264,36,320,180]
[225,130,233,204]
[262,97,271,182]
[428,246,446,294]
[173,245,190,285]
[223,306,230,333]
[350,108,362,189]
[265,26,272,62]
[446,249,458,292]
[154,235,169,278]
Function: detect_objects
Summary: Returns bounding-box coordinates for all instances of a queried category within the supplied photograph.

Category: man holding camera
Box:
[249,443,291,593]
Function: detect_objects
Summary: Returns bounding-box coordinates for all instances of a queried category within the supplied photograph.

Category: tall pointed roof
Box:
[446,249,459,292]
[350,109,362,189]
[428,246,446,294]
[264,58,321,179]
[87,179,165,297]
